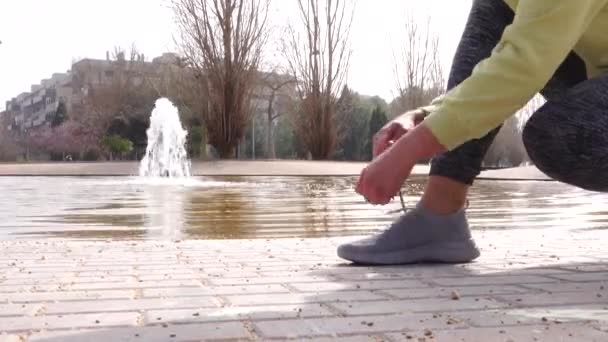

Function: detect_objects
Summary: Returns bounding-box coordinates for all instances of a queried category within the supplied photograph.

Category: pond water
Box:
[0,176,606,240]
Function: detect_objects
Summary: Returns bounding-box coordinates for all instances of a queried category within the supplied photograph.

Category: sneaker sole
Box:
[337,239,481,265]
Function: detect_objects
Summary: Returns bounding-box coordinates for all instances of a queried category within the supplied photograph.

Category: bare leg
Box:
[421,176,469,214]
[424,0,587,214]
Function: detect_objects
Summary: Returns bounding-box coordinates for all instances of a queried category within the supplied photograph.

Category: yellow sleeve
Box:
[423,0,607,150]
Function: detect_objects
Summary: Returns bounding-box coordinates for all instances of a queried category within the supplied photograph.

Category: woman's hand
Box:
[357,123,446,205]
[356,143,416,205]
[372,109,427,158]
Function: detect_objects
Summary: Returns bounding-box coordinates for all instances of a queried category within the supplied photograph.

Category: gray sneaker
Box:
[337,202,480,265]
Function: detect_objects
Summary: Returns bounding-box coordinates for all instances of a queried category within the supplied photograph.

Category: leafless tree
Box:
[150,57,207,126]
[392,12,444,114]
[283,0,355,160]
[173,0,270,158]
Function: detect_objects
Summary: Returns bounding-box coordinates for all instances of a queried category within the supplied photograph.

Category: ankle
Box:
[421,176,469,215]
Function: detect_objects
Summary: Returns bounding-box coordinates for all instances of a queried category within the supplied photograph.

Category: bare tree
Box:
[392,12,444,114]
[150,56,207,125]
[283,0,355,160]
[173,0,270,158]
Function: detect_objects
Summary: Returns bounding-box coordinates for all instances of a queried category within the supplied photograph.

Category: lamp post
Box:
[23,128,29,161]
[251,115,255,160]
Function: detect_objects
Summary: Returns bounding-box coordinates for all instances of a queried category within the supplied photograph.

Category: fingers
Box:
[356,171,392,206]
[355,168,364,195]
[372,132,386,159]
[372,125,397,158]
[366,187,392,205]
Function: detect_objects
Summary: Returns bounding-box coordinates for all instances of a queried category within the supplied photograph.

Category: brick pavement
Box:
[1,227,608,341]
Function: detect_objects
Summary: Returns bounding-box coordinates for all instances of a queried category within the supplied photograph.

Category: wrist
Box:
[393,123,446,164]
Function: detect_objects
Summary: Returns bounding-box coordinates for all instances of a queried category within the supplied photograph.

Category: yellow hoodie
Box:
[423,0,608,150]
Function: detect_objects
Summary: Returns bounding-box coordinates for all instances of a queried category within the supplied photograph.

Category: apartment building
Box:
[3,72,72,133]
[3,52,182,134]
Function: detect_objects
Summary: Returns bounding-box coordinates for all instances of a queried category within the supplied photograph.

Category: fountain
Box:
[139,98,191,178]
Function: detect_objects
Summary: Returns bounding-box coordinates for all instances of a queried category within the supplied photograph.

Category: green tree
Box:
[274,116,305,159]
[334,89,389,161]
[51,101,68,128]
[366,104,388,160]
[102,135,133,160]
[334,87,367,161]
[188,125,205,159]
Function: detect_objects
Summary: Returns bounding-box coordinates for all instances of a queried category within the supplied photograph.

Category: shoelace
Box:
[386,190,469,214]
[385,190,410,214]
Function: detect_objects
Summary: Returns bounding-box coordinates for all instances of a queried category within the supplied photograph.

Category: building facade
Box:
[3,72,72,133]
[2,52,182,134]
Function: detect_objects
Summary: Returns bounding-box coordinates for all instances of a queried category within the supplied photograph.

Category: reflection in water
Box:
[0,175,606,240]
[184,184,252,239]
[142,182,185,240]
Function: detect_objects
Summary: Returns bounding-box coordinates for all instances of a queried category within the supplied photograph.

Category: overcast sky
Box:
[0,0,471,110]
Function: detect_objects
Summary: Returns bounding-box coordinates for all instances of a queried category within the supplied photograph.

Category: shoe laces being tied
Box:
[386,190,469,214]
[384,190,412,214]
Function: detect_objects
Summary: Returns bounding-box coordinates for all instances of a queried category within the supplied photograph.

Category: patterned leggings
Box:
[429,0,608,192]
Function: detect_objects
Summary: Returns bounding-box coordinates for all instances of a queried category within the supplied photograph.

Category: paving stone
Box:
[69,270,137,277]
[136,273,199,281]
[379,285,532,300]
[0,312,139,332]
[209,275,330,286]
[254,313,467,339]
[61,280,140,291]
[332,269,467,281]
[203,271,263,279]
[331,297,504,316]
[548,272,608,282]
[43,297,218,314]
[143,284,289,297]
[496,291,608,307]
[25,322,250,341]
[288,279,428,292]
[144,303,333,324]
[225,290,387,306]
[0,284,60,293]
[0,334,24,342]
[0,272,76,281]
[0,290,135,303]
[0,275,133,286]
[557,264,608,272]
[430,275,555,287]
[475,267,574,275]
[309,335,389,342]
[455,304,608,328]
[387,323,608,341]
[0,304,43,317]
[521,281,608,293]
